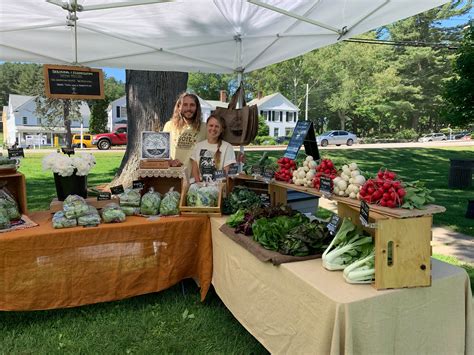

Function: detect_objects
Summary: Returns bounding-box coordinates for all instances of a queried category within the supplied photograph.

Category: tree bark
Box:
[110,70,188,187]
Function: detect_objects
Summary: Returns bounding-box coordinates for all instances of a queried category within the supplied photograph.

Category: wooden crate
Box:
[0,172,28,214]
[337,202,432,290]
[227,174,270,197]
[179,183,223,216]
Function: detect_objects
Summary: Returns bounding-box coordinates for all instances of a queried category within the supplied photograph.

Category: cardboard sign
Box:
[319,176,332,194]
[327,214,341,235]
[61,147,75,156]
[132,180,145,190]
[7,148,24,158]
[284,121,320,161]
[44,64,104,100]
[360,200,370,226]
[97,191,112,201]
[110,184,125,195]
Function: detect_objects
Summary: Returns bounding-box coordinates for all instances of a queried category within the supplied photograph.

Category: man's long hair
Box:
[170,92,202,131]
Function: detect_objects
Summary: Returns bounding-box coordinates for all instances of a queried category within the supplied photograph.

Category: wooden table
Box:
[0,212,213,311]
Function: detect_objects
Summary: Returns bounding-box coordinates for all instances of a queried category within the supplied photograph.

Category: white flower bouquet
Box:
[43,152,96,177]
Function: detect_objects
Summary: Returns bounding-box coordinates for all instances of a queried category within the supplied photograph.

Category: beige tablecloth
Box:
[211,217,473,355]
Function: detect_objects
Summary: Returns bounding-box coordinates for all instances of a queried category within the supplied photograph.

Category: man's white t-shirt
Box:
[191,140,236,178]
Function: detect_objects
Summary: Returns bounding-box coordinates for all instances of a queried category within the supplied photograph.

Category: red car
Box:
[92,126,127,150]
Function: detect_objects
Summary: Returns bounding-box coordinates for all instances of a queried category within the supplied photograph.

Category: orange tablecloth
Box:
[0,212,213,311]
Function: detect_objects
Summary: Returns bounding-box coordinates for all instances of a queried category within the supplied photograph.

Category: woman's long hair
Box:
[207,115,226,168]
[171,92,202,131]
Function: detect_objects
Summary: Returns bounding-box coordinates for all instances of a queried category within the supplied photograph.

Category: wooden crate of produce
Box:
[135,167,186,196]
[227,174,270,197]
[0,172,28,214]
[179,183,223,216]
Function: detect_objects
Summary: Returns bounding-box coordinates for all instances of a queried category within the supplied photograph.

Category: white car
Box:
[418,133,447,142]
[316,130,357,147]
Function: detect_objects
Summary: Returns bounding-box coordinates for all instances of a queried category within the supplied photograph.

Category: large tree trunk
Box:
[110,70,188,187]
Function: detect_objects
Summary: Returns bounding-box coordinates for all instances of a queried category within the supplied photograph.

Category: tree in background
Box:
[257,115,269,136]
[443,24,474,128]
[0,63,43,106]
[188,73,233,100]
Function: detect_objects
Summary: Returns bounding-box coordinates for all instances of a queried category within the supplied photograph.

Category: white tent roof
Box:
[0,0,447,74]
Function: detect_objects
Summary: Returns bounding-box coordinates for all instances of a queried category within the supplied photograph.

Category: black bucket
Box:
[466,200,474,219]
[53,172,88,201]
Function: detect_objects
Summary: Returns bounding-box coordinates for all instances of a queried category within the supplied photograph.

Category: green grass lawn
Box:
[1,147,471,353]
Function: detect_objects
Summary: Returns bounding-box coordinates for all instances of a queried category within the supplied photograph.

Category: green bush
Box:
[253,136,277,145]
[393,129,418,141]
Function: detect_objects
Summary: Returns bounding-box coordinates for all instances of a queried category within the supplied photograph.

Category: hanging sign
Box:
[43,64,104,100]
[327,214,341,235]
[284,121,320,161]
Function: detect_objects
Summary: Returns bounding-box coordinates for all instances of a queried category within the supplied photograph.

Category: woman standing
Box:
[191,115,236,182]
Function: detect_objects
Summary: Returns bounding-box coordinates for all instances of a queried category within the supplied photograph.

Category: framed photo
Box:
[141,131,171,159]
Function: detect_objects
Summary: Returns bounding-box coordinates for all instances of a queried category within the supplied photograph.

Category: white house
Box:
[248,93,299,137]
[5,94,90,147]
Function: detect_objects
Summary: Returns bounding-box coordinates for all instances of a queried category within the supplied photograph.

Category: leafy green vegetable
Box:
[140,189,161,215]
[234,204,296,236]
[159,189,180,216]
[227,209,246,228]
[279,221,332,256]
[401,181,435,210]
[119,189,141,207]
[0,209,11,229]
[186,184,219,207]
[101,203,126,223]
[52,211,77,229]
[78,206,101,226]
[343,249,375,284]
[222,186,262,215]
[63,194,89,219]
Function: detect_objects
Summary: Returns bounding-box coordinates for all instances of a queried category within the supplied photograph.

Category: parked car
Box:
[454,131,471,140]
[418,133,447,142]
[92,126,127,150]
[72,134,95,148]
[316,130,357,147]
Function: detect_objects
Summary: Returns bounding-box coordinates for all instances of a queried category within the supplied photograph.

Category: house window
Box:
[116,106,121,118]
[274,128,279,137]
[120,106,127,118]
[271,111,275,122]
[294,113,297,122]
[279,112,283,122]
[37,117,41,125]
[286,112,290,122]
[22,117,27,125]
[285,128,293,136]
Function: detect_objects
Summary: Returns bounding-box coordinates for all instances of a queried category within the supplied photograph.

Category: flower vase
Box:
[53,172,88,201]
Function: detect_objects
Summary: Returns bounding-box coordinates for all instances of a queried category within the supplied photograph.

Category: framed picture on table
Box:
[141,131,171,160]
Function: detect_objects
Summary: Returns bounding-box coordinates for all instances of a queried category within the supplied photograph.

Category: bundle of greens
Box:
[52,211,77,229]
[101,203,126,223]
[401,181,435,210]
[63,194,89,219]
[77,206,101,226]
[0,209,11,229]
[322,218,373,270]
[233,204,296,236]
[0,188,20,220]
[227,209,246,228]
[222,186,262,215]
[343,249,375,284]
[186,183,219,207]
[252,213,308,251]
[119,189,141,207]
[159,188,180,216]
[140,188,161,215]
[279,221,332,256]
[121,206,140,216]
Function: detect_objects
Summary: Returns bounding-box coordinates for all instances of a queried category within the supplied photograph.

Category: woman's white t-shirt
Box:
[191,140,236,177]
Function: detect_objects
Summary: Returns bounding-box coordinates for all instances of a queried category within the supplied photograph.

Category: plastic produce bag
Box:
[140,188,161,215]
[0,187,21,220]
[159,187,180,216]
[101,203,126,223]
[78,205,101,226]
[63,194,89,219]
[52,211,77,229]
[119,189,141,207]
[186,183,219,207]
[121,206,140,216]
[0,208,11,229]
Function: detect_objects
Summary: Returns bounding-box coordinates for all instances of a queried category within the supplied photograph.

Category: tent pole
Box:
[236,70,245,172]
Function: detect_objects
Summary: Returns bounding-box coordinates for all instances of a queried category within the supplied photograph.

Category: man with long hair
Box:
[163,92,207,177]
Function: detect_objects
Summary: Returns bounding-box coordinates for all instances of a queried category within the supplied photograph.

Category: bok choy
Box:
[343,249,375,284]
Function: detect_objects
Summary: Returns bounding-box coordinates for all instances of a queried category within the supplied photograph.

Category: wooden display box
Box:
[140,176,184,196]
[227,174,270,197]
[337,202,432,290]
[0,172,28,214]
[179,183,223,216]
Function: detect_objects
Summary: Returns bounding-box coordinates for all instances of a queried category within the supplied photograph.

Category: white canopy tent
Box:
[1,0,448,75]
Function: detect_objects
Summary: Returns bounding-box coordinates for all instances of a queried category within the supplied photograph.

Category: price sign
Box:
[228,164,238,177]
[284,120,320,161]
[61,147,75,156]
[319,176,332,194]
[132,180,145,190]
[327,214,341,235]
[251,165,263,176]
[360,200,370,226]
[97,191,112,201]
[260,193,271,207]
[110,184,125,195]
[7,148,24,158]
[263,167,275,180]
[213,170,226,180]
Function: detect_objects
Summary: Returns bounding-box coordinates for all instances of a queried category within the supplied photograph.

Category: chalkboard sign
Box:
[284,121,320,161]
[260,193,271,207]
[360,200,370,226]
[319,176,332,194]
[251,165,263,176]
[44,64,104,100]
[132,180,145,190]
[327,214,341,235]
[110,184,125,195]
[213,170,226,180]
[263,167,275,180]
[7,148,24,158]
[97,192,112,201]
[228,164,239,177]
[61,147,75,156]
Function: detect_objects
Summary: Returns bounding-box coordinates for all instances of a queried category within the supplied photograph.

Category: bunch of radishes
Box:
[312,158,337,190]
[292,156,317,186]
[275,157,297,183]
[359,169,406,208]
[333,162,366,198]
